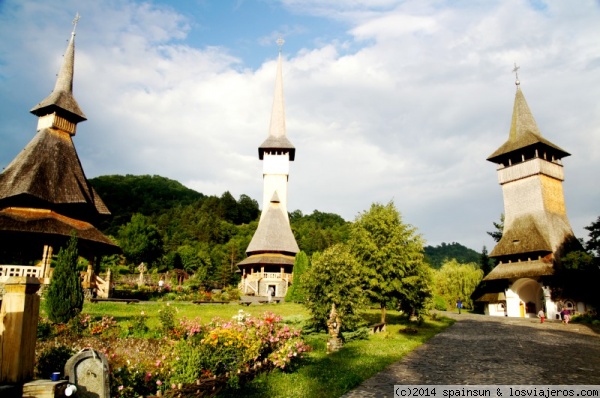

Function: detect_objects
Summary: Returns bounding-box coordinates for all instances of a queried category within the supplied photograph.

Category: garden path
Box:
[341,311,600,397]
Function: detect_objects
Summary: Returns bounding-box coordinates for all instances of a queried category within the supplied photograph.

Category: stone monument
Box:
[326,303,342,353]
[64,348,110,398]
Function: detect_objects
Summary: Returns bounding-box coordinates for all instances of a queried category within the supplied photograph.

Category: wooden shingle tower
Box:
[237,40,299,299]
[480,66,581,319]
[0,16,118,277]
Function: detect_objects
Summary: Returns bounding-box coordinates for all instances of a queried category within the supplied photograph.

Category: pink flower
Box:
[156,380,163,386]
[118,386,124,391]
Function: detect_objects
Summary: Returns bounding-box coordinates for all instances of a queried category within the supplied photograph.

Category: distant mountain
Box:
[424,242,481,269]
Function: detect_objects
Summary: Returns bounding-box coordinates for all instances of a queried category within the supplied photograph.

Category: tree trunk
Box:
[380,303,386,323]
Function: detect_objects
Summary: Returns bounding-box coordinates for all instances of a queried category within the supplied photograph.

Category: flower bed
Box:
[36,310,310,397]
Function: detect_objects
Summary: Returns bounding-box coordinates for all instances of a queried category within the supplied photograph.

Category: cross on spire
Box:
[72,12,80,35]
[512,62,520,86]
[276,37,285,53]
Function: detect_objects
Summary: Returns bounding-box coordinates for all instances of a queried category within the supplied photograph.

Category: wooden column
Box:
[40,245,53,279]
[0,276,41,384]
[105,269,113,298]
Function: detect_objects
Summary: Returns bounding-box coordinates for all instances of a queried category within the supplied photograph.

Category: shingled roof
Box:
[0,128,110,223]
[258,50,295,161]
[483,259,554,281]
[487,86,569,163]
[0,21,118,257]
[0,207,119,255]
[489,214,552,258]
[244,192,299,256]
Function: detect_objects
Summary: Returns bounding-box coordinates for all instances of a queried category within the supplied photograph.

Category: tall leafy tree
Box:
[285,251,309,303]
[350,201,431,323]
[552,250,600,311]
[45,234,84,324]
[434,259,484,310]
[118,213,164,268]
[304,244,367,331]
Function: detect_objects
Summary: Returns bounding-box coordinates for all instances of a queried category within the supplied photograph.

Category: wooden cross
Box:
[512,62,520,84]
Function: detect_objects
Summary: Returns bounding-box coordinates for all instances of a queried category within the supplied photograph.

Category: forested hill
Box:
[89,174,480,278]
[88,174,350,285]
[90,175,206,235]
[424,242,481,269]
[89,174,349,254]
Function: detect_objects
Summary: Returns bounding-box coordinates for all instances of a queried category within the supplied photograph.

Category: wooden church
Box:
[477,68,584,319]
[237,40,300,299]
[0,18,119,282]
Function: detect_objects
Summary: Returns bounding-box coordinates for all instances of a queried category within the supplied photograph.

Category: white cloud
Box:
[1,0,599,252]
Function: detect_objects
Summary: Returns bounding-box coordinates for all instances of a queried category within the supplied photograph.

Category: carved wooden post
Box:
[40,245,53,279]
[0,276,41,383]
[105,268,113,298]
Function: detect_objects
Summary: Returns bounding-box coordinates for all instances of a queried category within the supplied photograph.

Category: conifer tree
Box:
[480,246,493,276]
[45,234,84,324]
[285,251,309,303]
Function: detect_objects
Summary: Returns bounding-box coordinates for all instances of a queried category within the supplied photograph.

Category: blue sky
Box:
[1,0,599,252]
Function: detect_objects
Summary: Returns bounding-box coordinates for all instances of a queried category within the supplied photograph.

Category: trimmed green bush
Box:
[44,234,85,324]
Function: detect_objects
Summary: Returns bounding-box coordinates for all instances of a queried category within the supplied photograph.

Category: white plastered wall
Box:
[262,153,289,219]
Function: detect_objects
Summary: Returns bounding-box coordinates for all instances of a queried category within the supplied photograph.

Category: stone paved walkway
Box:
[341,312,600,397]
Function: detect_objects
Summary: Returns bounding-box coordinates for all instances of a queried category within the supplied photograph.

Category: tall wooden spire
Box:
[30,13,87,130]
[484,73,578,280]
[258,39,295,161]
[237,40,299,299]
[0,15,118,258]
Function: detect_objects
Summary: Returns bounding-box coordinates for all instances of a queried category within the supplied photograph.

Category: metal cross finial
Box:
[72,12,81,35]
[276,37,285,53]
[512,62,520,86]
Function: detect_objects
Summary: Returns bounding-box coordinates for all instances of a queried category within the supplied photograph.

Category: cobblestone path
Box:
[341,312,600,397]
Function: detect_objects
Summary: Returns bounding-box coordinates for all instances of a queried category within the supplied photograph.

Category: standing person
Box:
[562,308,571,324]
[456,298,463,314]
[158,277,164,292]
[267,286,274,303]
[538,309,545,323]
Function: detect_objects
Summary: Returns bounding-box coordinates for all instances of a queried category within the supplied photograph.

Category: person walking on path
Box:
[538,309,545,323]
[456,298,463,314]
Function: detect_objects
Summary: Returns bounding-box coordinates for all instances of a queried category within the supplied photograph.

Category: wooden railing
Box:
[0,265,43,278]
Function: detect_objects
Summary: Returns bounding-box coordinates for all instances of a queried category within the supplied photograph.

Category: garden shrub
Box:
[433,295,448,311]
[342,327,371,342]
[127,311,149,336]
[37,318,53,340]
[158,304,177,335]
[44,234,84,324]
[35,345,75,379]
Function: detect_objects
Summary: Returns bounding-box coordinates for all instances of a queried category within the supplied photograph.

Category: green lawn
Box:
[83,301,310,330]
[80,301,454,397]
